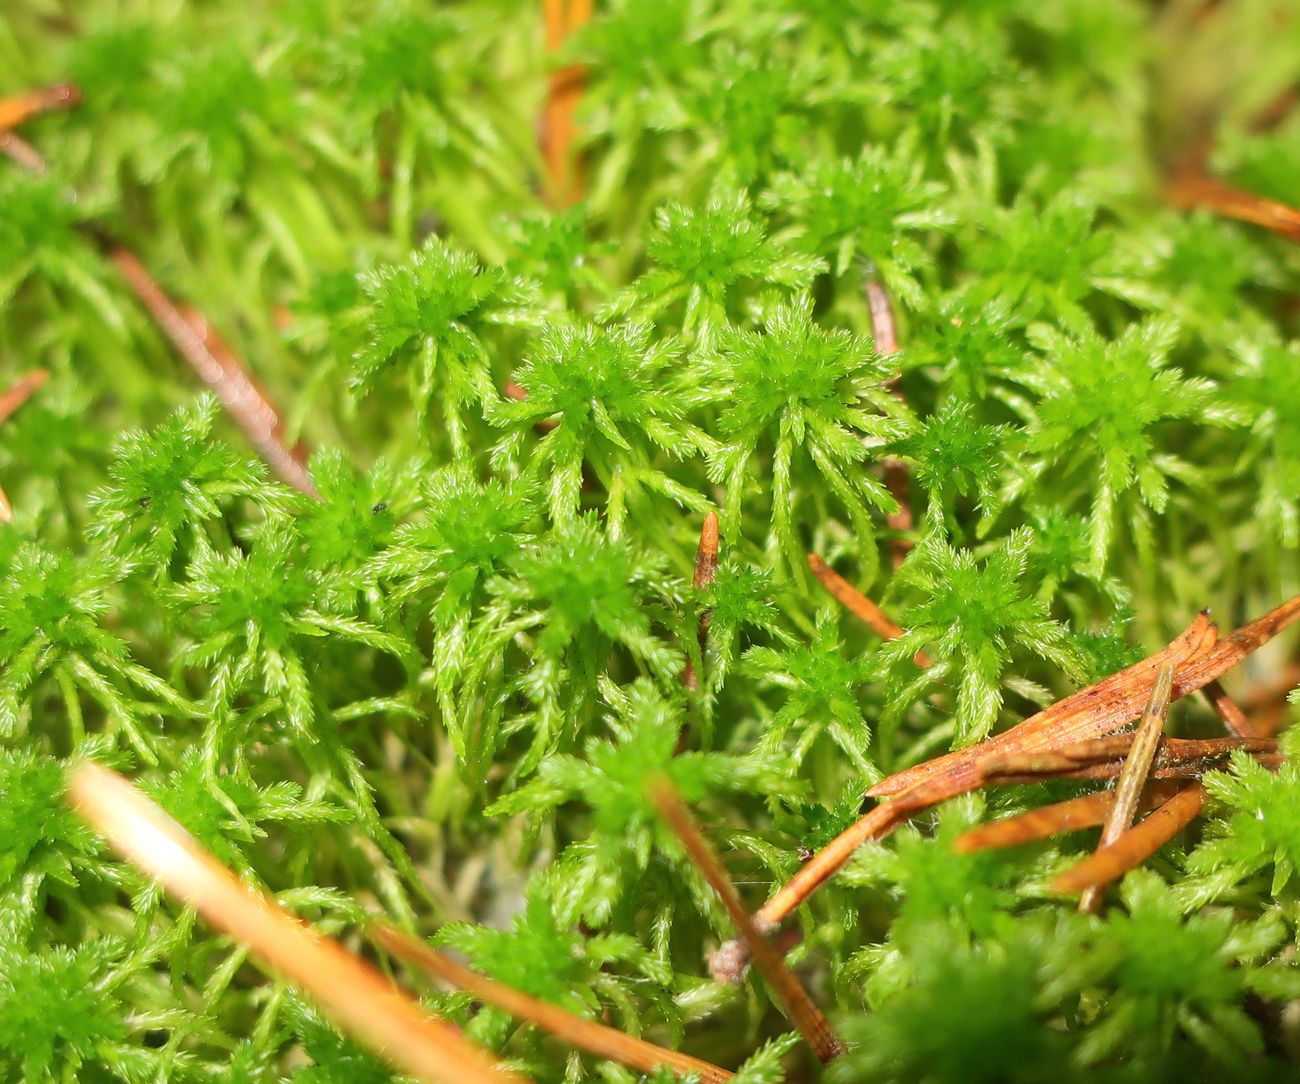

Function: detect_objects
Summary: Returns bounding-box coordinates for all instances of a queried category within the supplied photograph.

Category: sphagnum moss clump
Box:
[3,1,1300,1081]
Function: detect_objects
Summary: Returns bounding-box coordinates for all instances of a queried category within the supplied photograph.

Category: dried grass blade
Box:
[1051,783,1206,895]
[69,762,525,1084]
[372,923,733,1083]
[647,776,845,1063]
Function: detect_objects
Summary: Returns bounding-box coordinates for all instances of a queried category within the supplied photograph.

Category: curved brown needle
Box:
[1077,662,1175,913]
[647,776,845,1063]
[807,552,931,666]
[69,762,525,1084]
[372,923,733,1083]
[1051,783,1206,895]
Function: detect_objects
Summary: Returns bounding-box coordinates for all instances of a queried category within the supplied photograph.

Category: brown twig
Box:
[1077,662,1175,913]
[109,248,320,498]
[806,552,931,667]
[543,0,593,206]
[682,512,720,692]
[647,776,845,1063]
[0,83,79,131]
[952,781,1186,854]
[372,923,733,1083]
[1051,782,1206,895]
[69,762,524,1084]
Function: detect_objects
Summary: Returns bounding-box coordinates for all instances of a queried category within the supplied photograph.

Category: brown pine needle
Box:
[806,552,931,666]
[864,276,913,565]
[109,247,320,499]
[0,368,51,523]
[0,368,49,425]
[0,83,79,131]
[865,278,899,357]
[542,0,592,206]
[1078,662,1175,913]
[0,130,49,172]
[647,776,845,1063]
[372,923,733,1084]
[1166,171,1300,244]
[69,762,525,1084]
[747,591,1300,936]
[952,782,1185,854]
[1200,679,1259,738]
[1051,782,1206,895]
[682,511,720,692]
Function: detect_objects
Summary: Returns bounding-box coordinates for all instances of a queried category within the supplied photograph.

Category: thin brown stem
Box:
[1166,171,1300,244]
[69,763,524,1084]
[952,781,1185,854]
[372,923,733,1083]
[647,776,845,1063]
[543,0,592,206]
[1078,662,1175,913]
[682,511,720,692]
[1051,783,1206,895]
[864,276,913,566]
[109,247,320,499]
[0,130,48,172]
[806,552,931,666]
[1199,679,1259,737]
[0,83,80,131]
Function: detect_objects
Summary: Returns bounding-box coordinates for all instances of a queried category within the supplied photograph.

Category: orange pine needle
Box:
[1051,782,1206,895]
[1200,679,1259,738]
[952,781,1185,854]
[69,762,525,1084]
[0,83,79,131]
[372,923,733,1083]
[542,0,593,206]
[1166,172,1300,244]
[1078,661,1175,913]
[806,552,931,666]
[109,248,320,499]
[682,511,720,691]
[647,776,845,1063]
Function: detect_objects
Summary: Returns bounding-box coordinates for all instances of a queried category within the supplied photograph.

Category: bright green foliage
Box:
[1184,728,1300,904]
[352,237,536,451]
[702,294,906,550]
[5,0,1300,1079]
[764,145,949,300]
[491,320,709,526]
[884,529,1083,741]
[1017,318,1239,571]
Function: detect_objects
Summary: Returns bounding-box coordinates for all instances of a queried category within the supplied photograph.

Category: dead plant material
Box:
[864,276,913,566]
[109,248,320,499]
[1166,171,1300,244]
[70,762,524,1084]
[952,781,1186,854]
[806,552,931,667]
[0,83,80,131]
[682,511,720,692]
[543,0,593,206]
[0,368,50,523]
[1077,661,1175,913]
[373,922,734,1083]
[1051,782,1207,895]
[647,775,845,1063]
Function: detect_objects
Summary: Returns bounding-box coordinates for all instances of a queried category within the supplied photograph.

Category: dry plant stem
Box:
[542,0,592,206]
[1052,783,1206,895]
[0,368,51,523]
[1166,171,1300,243]
[1200,679,1259,737]
[864,277,913,566]
[0,83,80,130]
[682,512,720,692]
[806,552,932,667]
[646,776,845,1063]
[372,923,734,1084]
[109,248,320,499]
[952,781,1186,854]
[976,734,1277,780]
[1078,661,1175,913]
[0,130,48,172]
[750,591,1300,933]
[69,762,525,1084]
